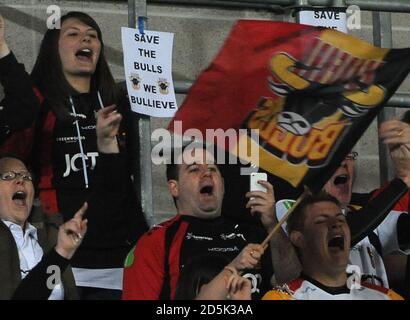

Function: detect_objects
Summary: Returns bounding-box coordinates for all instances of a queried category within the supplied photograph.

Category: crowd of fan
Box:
[1,11,410,300]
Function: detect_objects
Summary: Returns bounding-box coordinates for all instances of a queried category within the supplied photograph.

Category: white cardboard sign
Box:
[299,9,347,33]
[122,27,178,117]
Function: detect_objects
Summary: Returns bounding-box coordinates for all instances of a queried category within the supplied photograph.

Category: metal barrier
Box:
[148,0,410,13]
[373,11,396,184]
[129,0,156,227]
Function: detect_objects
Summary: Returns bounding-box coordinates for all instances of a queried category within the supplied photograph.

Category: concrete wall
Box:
[1,1,410,223]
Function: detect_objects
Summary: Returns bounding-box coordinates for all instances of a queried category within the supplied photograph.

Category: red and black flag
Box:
[169,20,410,192]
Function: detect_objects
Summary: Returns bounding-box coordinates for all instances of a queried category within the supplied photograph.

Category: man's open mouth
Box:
[12,191,27,206]
[328,235,345,250]
[75,48,93,61]
[200,185,214,196]
[333,174,348,186]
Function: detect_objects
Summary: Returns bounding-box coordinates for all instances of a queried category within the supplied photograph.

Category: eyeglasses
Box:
[0,171,33,182]
[345,151,358,161]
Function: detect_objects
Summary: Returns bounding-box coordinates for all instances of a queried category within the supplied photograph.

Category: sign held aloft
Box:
[122,28,178,117]
[298,8,347,33]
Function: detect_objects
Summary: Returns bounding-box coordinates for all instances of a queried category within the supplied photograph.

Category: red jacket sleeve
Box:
[122,227,165,300]
[393,189,410,212]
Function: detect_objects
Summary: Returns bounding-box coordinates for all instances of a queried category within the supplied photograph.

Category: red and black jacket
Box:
[122,214,273,300]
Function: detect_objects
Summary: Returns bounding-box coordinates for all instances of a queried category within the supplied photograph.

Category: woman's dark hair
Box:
[30,11,118,121]
[174,253,230,300]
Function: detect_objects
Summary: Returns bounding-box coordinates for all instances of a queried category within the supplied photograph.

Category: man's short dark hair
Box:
[166,142,216,182]
[165,142,216,208]
[286,191,341,234]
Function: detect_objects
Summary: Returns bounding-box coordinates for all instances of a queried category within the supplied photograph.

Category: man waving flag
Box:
[169,20,410,193]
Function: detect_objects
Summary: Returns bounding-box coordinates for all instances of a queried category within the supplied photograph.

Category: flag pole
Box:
[261,186,311,249]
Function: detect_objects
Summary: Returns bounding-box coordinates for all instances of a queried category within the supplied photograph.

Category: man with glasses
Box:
[328,120,410,292]
[274,126,410,292]
[322,150,400,289]
[323,151,357,206]
[0,154,88,299]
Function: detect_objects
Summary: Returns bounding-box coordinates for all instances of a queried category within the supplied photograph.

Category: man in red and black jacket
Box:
[122,144,275,300]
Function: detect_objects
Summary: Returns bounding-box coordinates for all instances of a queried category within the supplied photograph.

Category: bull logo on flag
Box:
[238,27,396,188]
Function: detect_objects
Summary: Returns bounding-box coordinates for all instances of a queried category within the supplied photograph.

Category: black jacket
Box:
[0,205,78,300]
[0,52,40,145]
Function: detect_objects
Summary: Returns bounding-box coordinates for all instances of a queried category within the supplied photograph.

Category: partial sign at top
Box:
[121,27,178,117]
[299,8,347,33]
